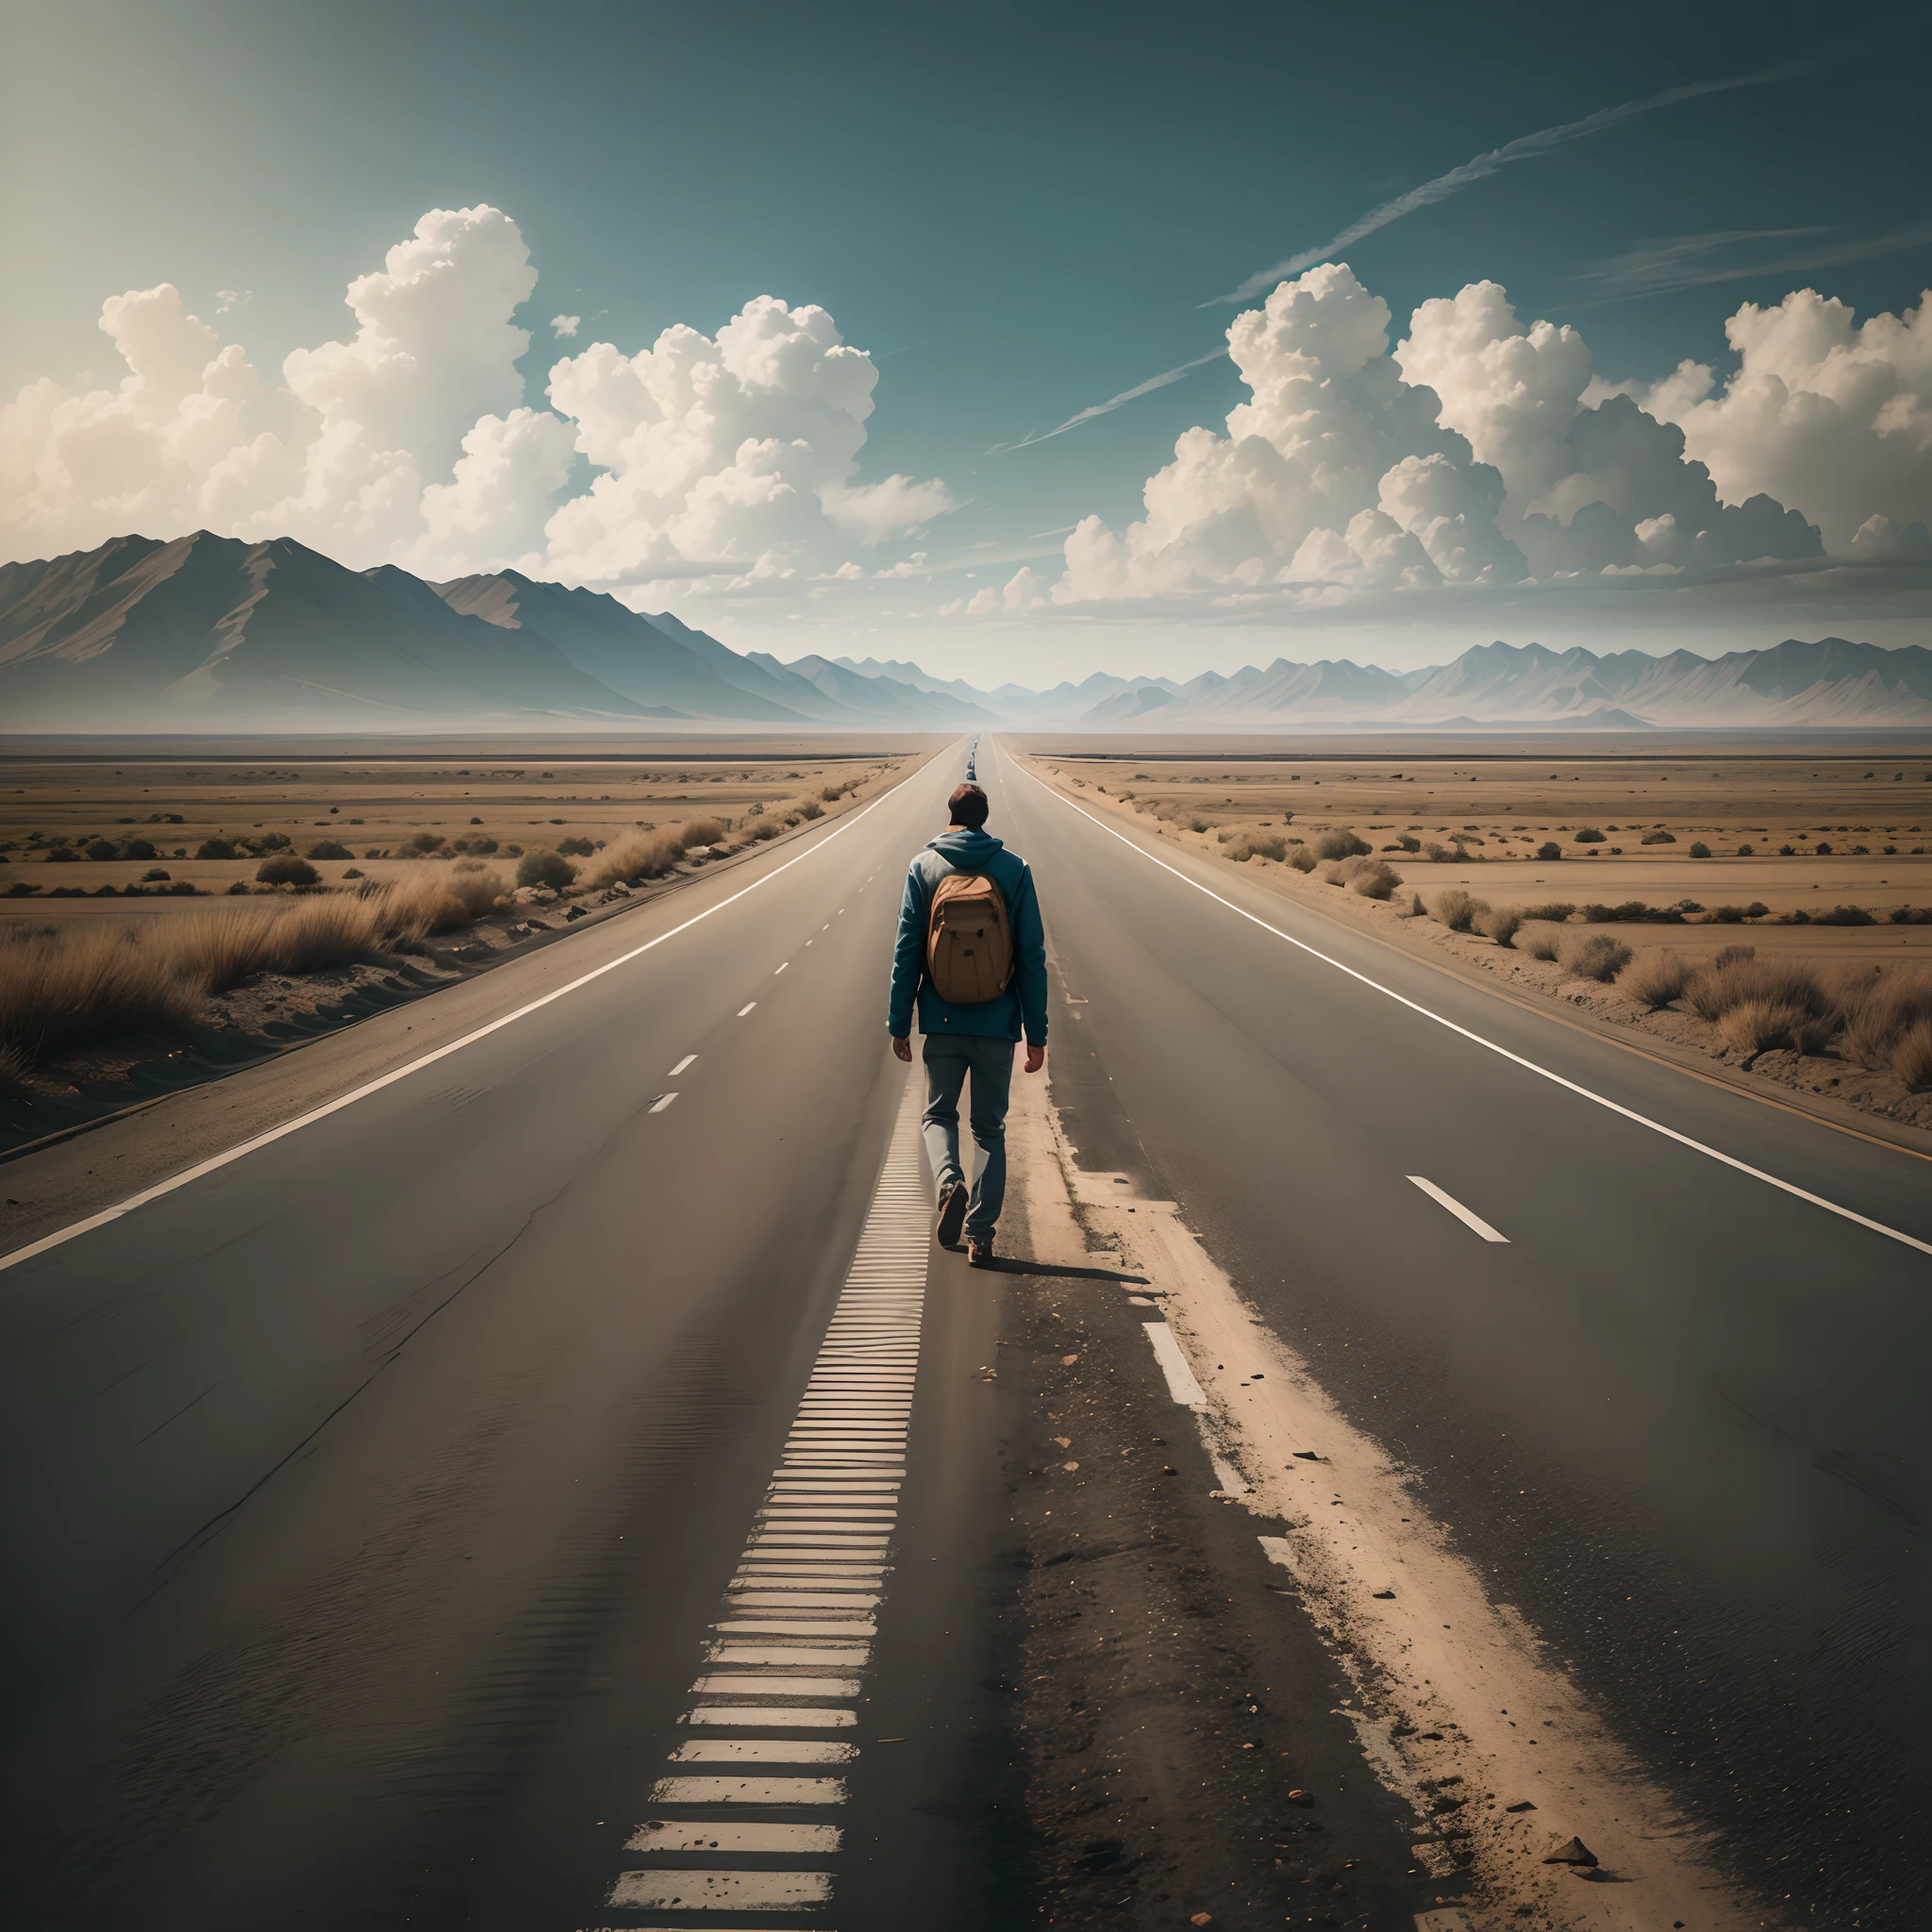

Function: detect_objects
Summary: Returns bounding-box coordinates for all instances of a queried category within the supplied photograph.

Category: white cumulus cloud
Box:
[1605,287,1932,549]
[0,207,955,592]
[551,313,580,337]
[1051,261,1834,609]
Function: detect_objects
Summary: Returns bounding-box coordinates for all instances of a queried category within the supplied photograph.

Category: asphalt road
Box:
[985,738,1932,1929]
[0,749,1014,1931]
[7,730,1930,1929]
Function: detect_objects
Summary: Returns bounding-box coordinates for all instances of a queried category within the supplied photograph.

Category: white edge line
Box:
[0,781,911,1275]
[1407,1174,1508,1243]
[1003,746,1932,1262]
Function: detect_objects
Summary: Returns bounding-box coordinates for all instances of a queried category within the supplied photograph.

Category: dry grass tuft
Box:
[0,923,210,1063]
[1839,969,1932,1072]
[1621,949,1693,1009]
[1518,923,1562,960]
[1558,931,1633,982]
[580,830,683,887]
[1894,1019,1932,1091]
[1432,888,1484,932]
[1685,955,1830,1025]
[1715,998,1810,1059]
[1473,905,1520,946]
[1288,845,1319,874]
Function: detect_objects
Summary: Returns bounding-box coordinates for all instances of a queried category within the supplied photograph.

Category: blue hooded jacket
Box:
[887,826,1048,1045]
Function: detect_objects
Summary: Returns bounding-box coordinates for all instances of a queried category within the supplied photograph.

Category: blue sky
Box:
[6,0,1931,682]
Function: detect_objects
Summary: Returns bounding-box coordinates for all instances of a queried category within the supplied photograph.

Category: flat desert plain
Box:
[1037,744,1932,949]
[0,739,921,911]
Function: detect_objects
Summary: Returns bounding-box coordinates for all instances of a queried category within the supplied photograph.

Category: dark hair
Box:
[948,782,989,828]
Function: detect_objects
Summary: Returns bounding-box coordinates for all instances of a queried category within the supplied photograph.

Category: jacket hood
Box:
[929,827,1005,864]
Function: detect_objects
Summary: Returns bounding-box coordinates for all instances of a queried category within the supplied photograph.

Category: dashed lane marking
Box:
[1143,1320,1207,1407]
[668,1055,697,1076]
[595,1071,932,1924]
[1407,1175,1508,1242]
[774,960,790,974]
[649,1093,678,1114]
[739,1002,757,1016]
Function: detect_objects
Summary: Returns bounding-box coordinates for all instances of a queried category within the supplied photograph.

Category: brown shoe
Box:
[935,1178,968,1248]
[967,1235,995,1269]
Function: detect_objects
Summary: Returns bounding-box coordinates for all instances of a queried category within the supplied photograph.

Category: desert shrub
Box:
[1225,831,1288,862]
[1432,888,1482,932]
[1391,833,1421,852]
[443,862,508,919]
[1717,998,1810,1059]
[1535,841,1561,860]
[1686,955,1830,1025]
[1622,949,1693,1008]
[1812,905,1875,925]
[1710,905,1750,923]
[1397,891,1425,917]
[516,850,577,891]
[124,839,157,861]
[404,831,445,854]
[1839,970,1932,1071]
[306,840,354,860]
[82,838,117,860]
[680,818,729,851]
[1312,827,1372,860]
[556,835,598,857]
[195,837,237,859]
[1473,905,1521,946]
[1558,931,1633,982]
[1518,901,1574,923]
[1288,845,1319,874]
[1574,827,1606,843]
[1641,830,1676,845]
[1347,858,1402,900]
[1689,841,1712,858]
[1517,923,1561,960]
[257,854,320,888]
[796,798,824,820]
[579,829,683,885]
[1895,1020,1932,1091]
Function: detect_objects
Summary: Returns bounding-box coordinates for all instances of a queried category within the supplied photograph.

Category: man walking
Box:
[888,781,1047,1267]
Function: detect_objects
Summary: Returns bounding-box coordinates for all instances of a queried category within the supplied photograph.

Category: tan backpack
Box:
[926,870,1013,1003]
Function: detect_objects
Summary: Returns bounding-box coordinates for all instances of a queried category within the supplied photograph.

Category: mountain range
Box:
[2,531,1929,731]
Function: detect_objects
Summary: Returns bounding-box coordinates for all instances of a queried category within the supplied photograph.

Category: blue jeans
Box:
[921,1034,1015,1240]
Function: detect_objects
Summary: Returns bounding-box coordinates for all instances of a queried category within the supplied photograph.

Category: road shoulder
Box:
[994,1061,1782,1932]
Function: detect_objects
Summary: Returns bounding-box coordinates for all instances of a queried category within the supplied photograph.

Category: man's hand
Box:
[1024,1042,1045,1074]
[891,1035,913,1062]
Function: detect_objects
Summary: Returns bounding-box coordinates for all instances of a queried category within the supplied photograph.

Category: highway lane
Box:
[988,739,1932,1927]
[0,748,995,1929]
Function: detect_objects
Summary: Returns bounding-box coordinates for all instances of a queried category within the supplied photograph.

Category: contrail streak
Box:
[989,350,1226,453]
[1209,61,1806,307]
